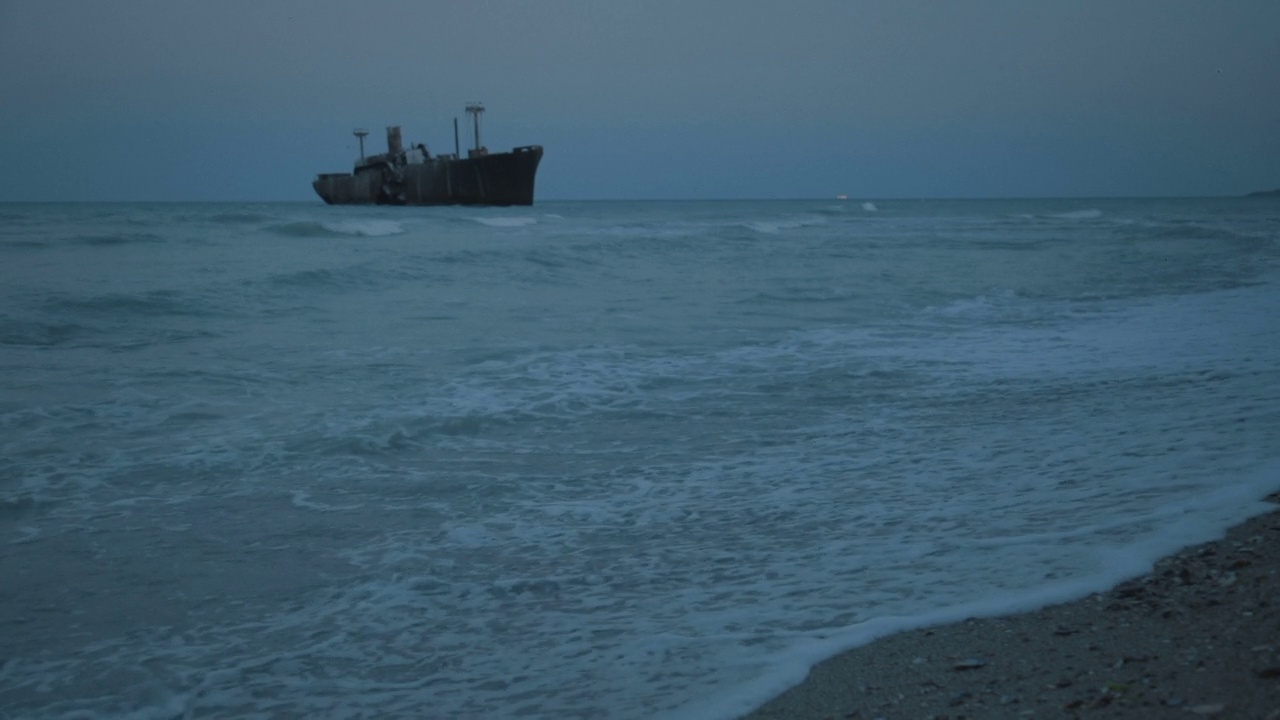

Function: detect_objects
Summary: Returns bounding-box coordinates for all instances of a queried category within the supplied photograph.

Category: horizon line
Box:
[1,193,1271,204]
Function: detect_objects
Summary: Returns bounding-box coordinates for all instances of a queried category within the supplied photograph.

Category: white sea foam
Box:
[680,464,1280,720]
[470,215,538,227]
[4,199,1278,720]
[319,219,406,236]
[928,289,1021,319]
[862,202,877,211]
[743,215,827,234]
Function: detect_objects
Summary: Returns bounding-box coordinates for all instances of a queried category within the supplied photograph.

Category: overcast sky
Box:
[1,1,1277,201]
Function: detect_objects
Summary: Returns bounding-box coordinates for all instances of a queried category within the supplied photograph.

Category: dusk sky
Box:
[2,1,1277,201]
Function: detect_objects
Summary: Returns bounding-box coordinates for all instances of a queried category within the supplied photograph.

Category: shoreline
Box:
[741,494,1280,719]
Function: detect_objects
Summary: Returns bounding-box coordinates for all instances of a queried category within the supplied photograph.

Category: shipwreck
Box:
[313,103,542,206]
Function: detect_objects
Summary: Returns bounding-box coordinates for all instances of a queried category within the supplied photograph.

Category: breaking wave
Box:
[742,215,827,234]
[1008,209,1105,222]
[469,216,539,228]
[267,220,406,238]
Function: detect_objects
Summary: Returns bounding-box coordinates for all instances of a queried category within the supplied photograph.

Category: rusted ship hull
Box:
[314,145,542,207]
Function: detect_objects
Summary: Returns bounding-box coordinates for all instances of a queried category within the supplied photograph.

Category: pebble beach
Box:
[743,494,1280,720]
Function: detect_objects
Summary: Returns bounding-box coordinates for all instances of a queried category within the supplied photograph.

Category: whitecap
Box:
[743,216,827,234]
[861,202,878,212]
[319,220,406,237]
[471,216,538,228]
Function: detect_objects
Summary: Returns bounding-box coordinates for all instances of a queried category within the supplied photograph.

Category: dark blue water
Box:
[2,199,1279,718]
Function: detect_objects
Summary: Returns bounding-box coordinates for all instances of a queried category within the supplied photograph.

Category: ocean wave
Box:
[469,216,539,228]
[927,289,1027,320]
[741,215,828,234]
[46,290,218,318]
[5,198,1278,720]
[0,318,99,347]
[206,211,276,225]
[590,222,701,239]
[0,491,60,521]
[1008,209,1105,222]
[1051,209,1103,220]
[267,220,405,238]
[746,287,860,304]
[266,221,339,238]
[67,232,164,247]
[264,266,375,290]
[323,219,406,236]
[1121,220,1266,243]
[397,334,907,427]
[290,490,362,512]
[521,246,602,272]
[0,239,50,250]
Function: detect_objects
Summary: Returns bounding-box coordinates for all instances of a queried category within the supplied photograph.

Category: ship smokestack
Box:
[353,129,369,160]
[386,126,403,155]
[465,103,485,156]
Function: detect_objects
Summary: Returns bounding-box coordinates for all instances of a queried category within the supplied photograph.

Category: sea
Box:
[2,198,1279,719]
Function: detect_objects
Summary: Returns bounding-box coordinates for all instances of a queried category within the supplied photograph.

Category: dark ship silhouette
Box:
[313,104,542,206]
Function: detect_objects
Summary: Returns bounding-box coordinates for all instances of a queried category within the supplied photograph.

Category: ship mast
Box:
[353,128,369,160]
[465,102,485,155]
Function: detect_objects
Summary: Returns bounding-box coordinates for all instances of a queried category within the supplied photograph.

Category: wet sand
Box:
[742,494,1280,719]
